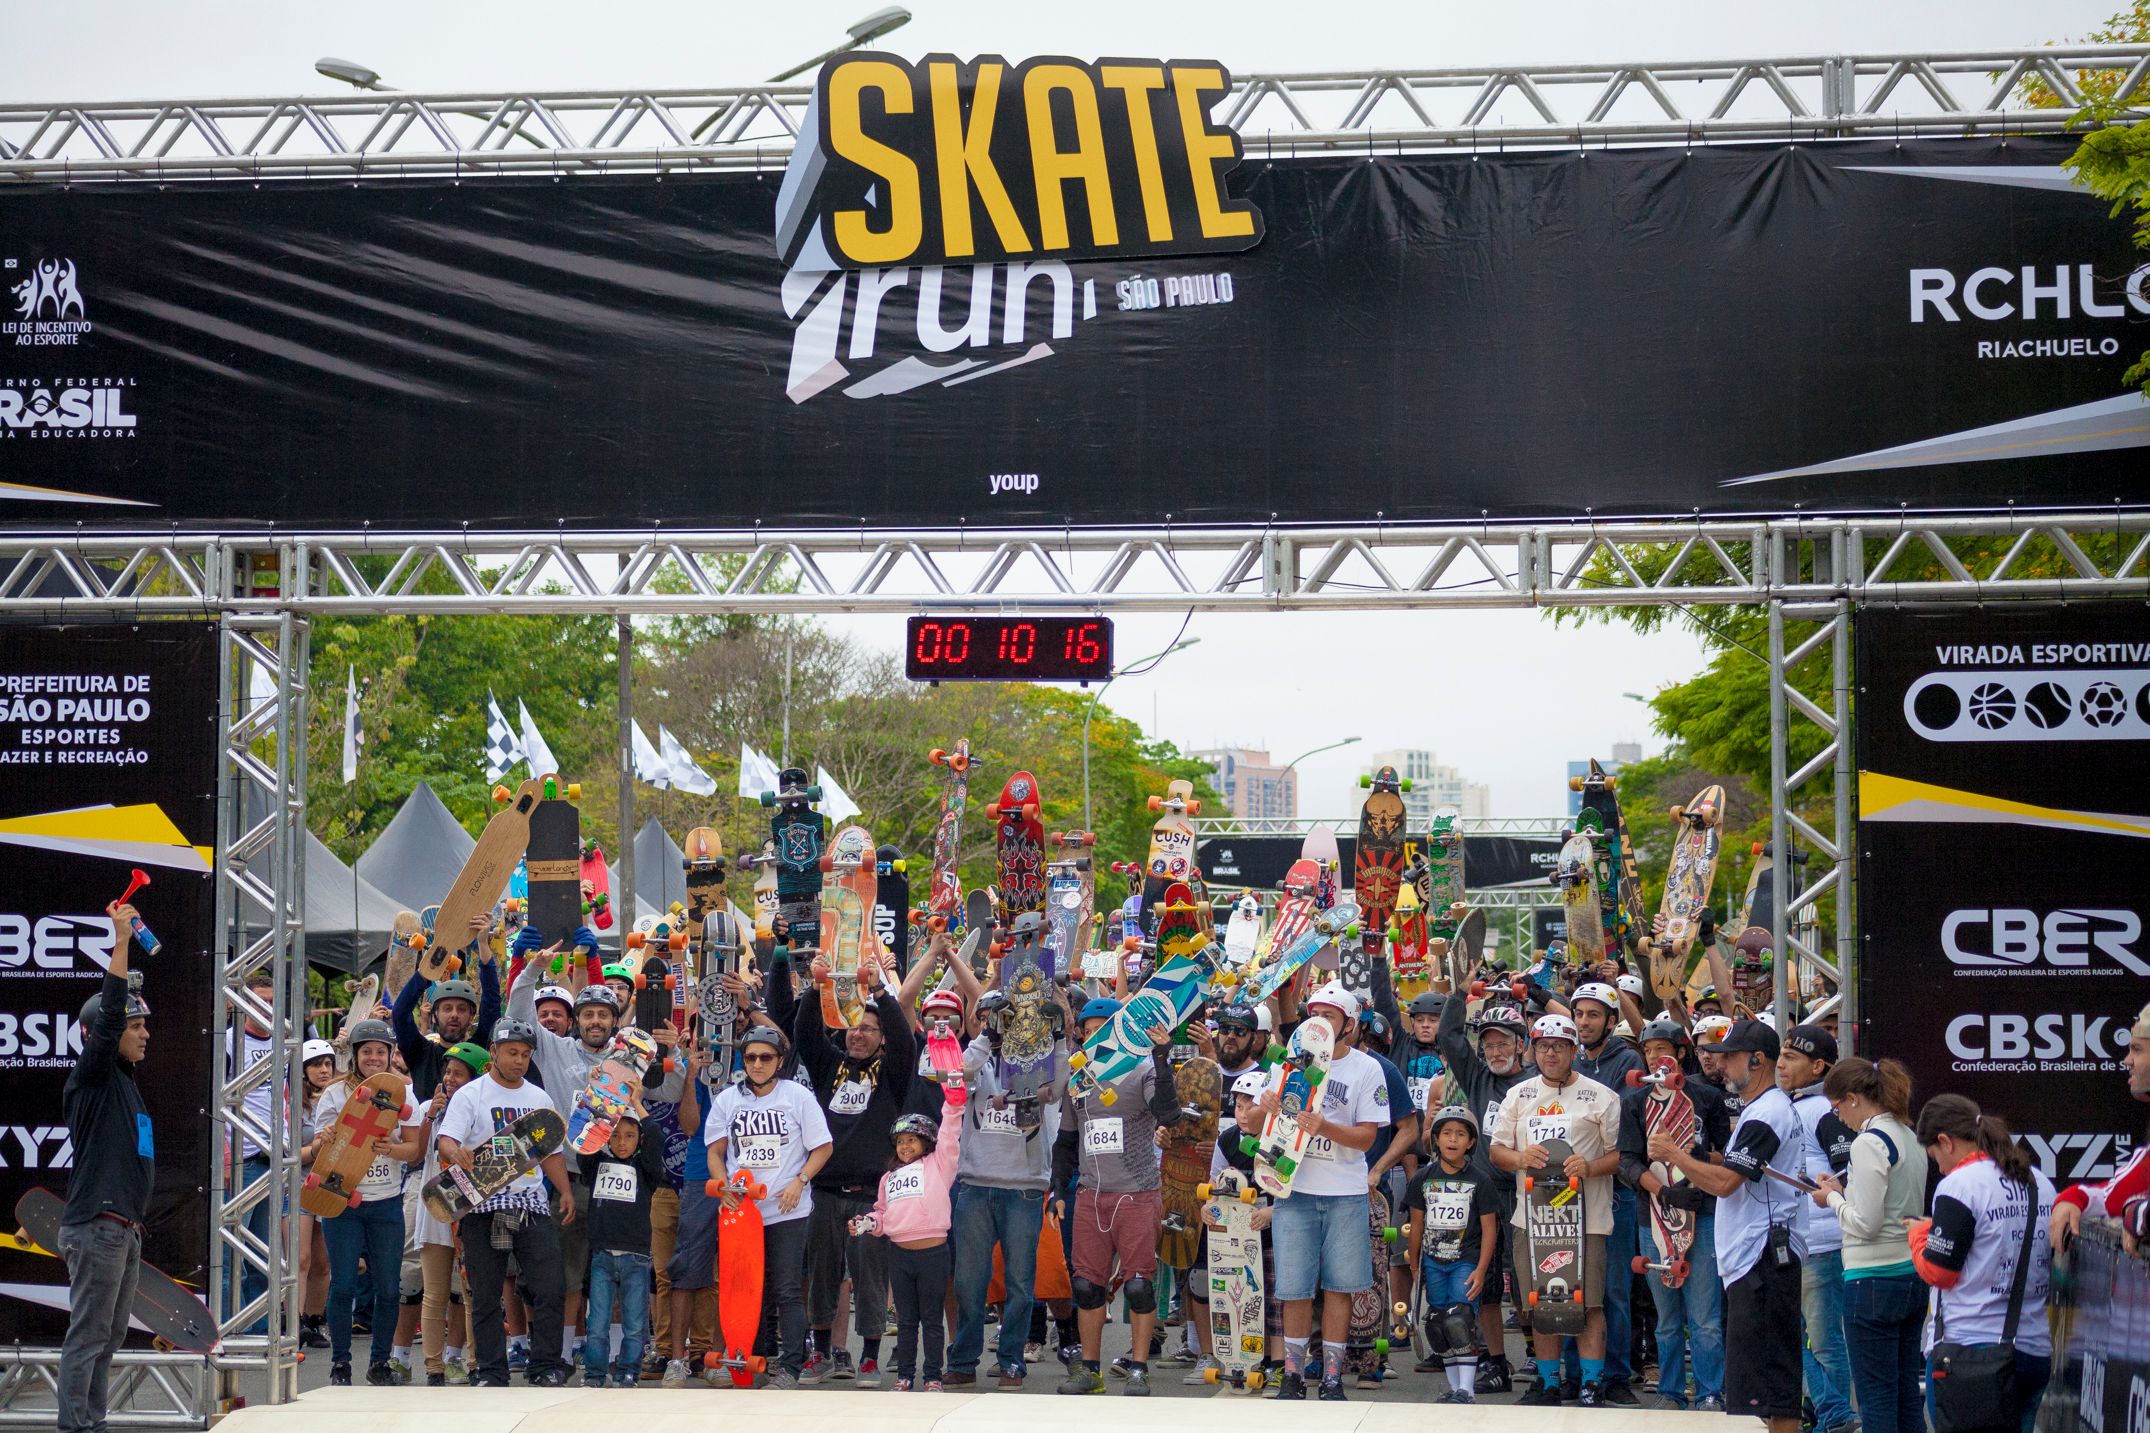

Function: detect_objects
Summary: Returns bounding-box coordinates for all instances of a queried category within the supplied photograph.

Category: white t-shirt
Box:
[1490,1072,1623,1236]
[1923,1158,2056,1355]
[312,1079,419,1203]
[1715,1084,1810,1284]
[437,1073,558,1211]
[1291,1046,1390,1198]
[705,1078,833,1226]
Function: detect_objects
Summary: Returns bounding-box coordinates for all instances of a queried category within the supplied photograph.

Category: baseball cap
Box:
[1306,981,1361,1021]
[1717,1019,1780,1058]
[1214,1003,1260,1032]
[1230,1069,1270,1100]
[1784,1023,1838,1063]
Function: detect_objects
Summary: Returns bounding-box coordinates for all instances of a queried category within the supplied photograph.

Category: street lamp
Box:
[768,6,913,82]
[1082,636,1201,829]
[316,57,391,91]
[1276,735,1360,827]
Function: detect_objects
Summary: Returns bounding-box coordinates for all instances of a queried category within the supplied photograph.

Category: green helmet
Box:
[444,1041,490,1076]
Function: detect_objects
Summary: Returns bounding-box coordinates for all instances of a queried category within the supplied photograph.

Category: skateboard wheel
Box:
[1671,1260,1690,1282]
[1204,1368,1221,1385]
[704,1178,723,1197]
[1274,1154,1296,1177]
[1625,1069,1645,1088]
[1305,1067,1324,1089]
[493,785,510,802]
[929,747,947,763]
[1522,1175,1535,1193]
[1527,1290,1541,1307]
[1098,1087,1117,1107]
[1241,1187,1258,1205]
[1381,1226,1400,1242]
[1247,1371,1265,1391]
[303,1172,319,1189]
[1568,776,1585,792]
[1358,774,1372,788]
[1197,1183,1212,1200]
[665,972,680,991]
[750,1356,767,1374]
[1147,796,1164,811]
[1240,1134,1259,1157]
[445,956,463,975]
[1066,1052,1087,1072]
[566,782,582,799]
[1394,1302,1409,1317]
[702,1352,719,1370]
[1373,1339,1390,1355]
[1631,1255,1650,1274]
[634,973,648,989]
[669,931,687,951]
[348,1191,363,1209]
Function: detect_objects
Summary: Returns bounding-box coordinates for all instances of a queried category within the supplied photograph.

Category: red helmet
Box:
[921,990,964,1018]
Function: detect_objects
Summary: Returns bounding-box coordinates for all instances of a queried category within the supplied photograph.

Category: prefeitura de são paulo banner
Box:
[1,134,2145,527]
[1857,605,2150,1190]
[0,623,219,1343]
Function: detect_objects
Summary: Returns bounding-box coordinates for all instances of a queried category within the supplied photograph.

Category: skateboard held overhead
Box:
[817,823,878,1030]
[430,779,541,978]
[1349,765,1411,1000]
[525,775,584,938]
[993,770,1046,927]
[762,767,827,944]
[1649,783,1726,999]
[916,740,973,936]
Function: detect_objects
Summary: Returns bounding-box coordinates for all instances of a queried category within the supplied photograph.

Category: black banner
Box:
[2,137,2142,527]
[1857,605,2148,1190]
[1199,832,1558,891]
[0,623,220,1341]
[1462,836,1567,890]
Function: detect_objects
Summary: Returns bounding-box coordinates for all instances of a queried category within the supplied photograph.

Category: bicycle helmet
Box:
[346,1018,395,1052]
[490,1018,539,1048]
[892,1112,940,1144]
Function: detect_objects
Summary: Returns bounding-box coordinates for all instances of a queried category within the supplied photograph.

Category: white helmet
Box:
[1616,973,1645,998]
[1755,1008,1778,1029]
[301,1038,336,1064]
[1694,1014,1735,1046]
[1571,981,1620,1013]
[1254,1005,1274,1033]
[1230,1069,1270,1100]
[1531,1013,1579,1045]
[534,984,574,1010]
[1307,980,1361,1021]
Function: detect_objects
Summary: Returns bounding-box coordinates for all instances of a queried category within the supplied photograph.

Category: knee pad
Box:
[1438,1302,1477,1354]
[1121,1275,1156,1315]
[1071,1276,1111,1311]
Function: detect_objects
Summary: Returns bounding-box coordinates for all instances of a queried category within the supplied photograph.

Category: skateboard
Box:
[1159,1054,1222,1273]
[1648,783,1726,999]
[739,840,780,941]
[1346,1187,1402,1378]
[1349,766,1411,1001]
[1553,827,1607,965]
[1066,919,1217,1106]
[338,973,381,1042]
[524,776,585,939]
[1140,779,1202,938]
[1200,1169,1267,1391]
[430,778,542,978]
[709,1169,770,1387]
[632,952,676,1056]
[761,766,826,943]
[580,838,614,931]
[300,1070,409,1218]
[569,1027,659,1156]
[817,824,878,1029]
[962,887,999,981]
[988,911,1058,1125]
[1241,899,1361,1006]
[1628,1058,1697,1287]
[1572,760,1648,963]
[681,826,736,1058]
[1246,1017,1335,1199]
[919,984,967,1093]
[623,902,688,986]
[387,909,423,1003]
[1301,824,1341,912]
[1521,1136,1588,1336]
[1223,892,1262,968]
[422,1107,565,1223]
[1420,807,1468,990]
[1043,829,1097,977]
[915,740,973,936]
[1439,904,1489,996]
[1715,841,1777,1016]
[993,771,1046,927]
[7,1188,218,1354]
[874,844,909,975]
[1264,858,1321,963]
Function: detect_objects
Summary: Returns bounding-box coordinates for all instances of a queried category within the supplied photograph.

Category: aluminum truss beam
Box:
[3,513,2148,617]
[2,46,2140,181]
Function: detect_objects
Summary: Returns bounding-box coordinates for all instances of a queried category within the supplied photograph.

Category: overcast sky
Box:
[3,1,2119,819]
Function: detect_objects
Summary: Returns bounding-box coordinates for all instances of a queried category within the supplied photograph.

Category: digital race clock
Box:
[905,616,1114,684]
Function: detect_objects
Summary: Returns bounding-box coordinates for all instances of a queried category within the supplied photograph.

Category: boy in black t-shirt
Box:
[1403,1106,1501,1404]
[575,1117,666,1387]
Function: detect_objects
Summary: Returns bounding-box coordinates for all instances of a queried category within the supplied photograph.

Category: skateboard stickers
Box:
[920,740,973,937]
[994,771,1045,927]
[1202,1169,1267,1390]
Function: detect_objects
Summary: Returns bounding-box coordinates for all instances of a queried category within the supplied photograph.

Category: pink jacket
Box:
[872,1092,964,1245]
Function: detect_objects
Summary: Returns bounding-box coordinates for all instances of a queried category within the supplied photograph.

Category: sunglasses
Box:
[742,1052,780,1064]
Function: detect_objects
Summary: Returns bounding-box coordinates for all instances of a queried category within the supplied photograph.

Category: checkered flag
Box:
[484,690,524,782]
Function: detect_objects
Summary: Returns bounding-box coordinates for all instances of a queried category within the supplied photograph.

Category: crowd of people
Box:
[56,897,2150,1431]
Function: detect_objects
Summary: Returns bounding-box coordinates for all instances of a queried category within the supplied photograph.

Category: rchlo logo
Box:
[4,257,92,346]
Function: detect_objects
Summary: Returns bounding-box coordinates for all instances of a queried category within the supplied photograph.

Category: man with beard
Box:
[391,913,504,1099]
[797,949,915,1384]
[1437,996,1532,1391]
[1567,981,1644,1404]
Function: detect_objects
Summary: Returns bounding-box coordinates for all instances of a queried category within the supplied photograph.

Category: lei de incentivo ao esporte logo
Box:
[2,256,138,440]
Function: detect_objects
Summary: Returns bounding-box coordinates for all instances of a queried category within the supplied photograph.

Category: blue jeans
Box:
[1843,1273,1925,1433]
[1420,1256,1479,1321]
[950,1183,1044,1378]
[584,1250,651,1385]
[234,1153,272,1335]
[1803,1249,1855,1430]
[1926,1350,2049,1433]
[323,1195,404,1367]
[1645,1212,1724,1405]
[1564,1184,1637,1386]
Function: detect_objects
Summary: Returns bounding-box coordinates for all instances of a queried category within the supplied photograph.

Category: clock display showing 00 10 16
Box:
[905,616,1113,683]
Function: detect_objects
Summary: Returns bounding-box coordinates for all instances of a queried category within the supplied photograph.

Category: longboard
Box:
[1067,924,1217,1105]
[710,1170,769,1387]
[1649,783,1726,999]
[1140,779,1201,937]
[580,839,614,931]
[1043,830,1096,979]
[10,1188,218,1354]
[1241,899,1360,1006]
[1553,828,1607,965]
[1349,765,1410,1001]
[1572,760,1648,964]
[817,824,876,1029]
[1628,1059,1697,1286]
[1201,1169,1267,1391]
[762,767,826,944]
[430,778,542,978]
[681,827,737,1067]
[915,740,973,937]
[1302,825,1341,912]
[1159,1054,1221,1273]
[338,973,380,1041]
[993,770,1046,927]
[1223,892,1262,968]
[1346,1187,1401,1378]
[422,1107,564,1223]
[741,841,780,942]
[1247,1018,1334,1199]
[300,1070,408,1218]
[991,911,1057,1122]
[524,777,584,939]
[387,910,422,1004]
[1522,1136,1588,1336]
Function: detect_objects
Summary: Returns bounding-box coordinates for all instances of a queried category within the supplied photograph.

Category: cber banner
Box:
[0,623,219,1343]
[1858,604,2150,1189]
[0,131,2144,527]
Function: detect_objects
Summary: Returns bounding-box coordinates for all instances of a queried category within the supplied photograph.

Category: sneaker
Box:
[1356,1365,1381,1391]
[663,1359,690,1389]
[892,1378,913,1392]
[1058,1366,1105,1395]
[767,1368,800,1390]
[1826,1422,1862,1433]
[1272,1372,1307,1400]
[799,1352,829,1384]
[1452,1390,1477,1405]
[1024,1341,1046,1364]
[329,1362,352,1387]
[366,1362,398,1386]
[925,1380,944,1393]
[300,1318,330,1350]
[1317,1376,1346,1402]
[1183,1355,1223,1385]
[1056,1344,1081,1369]
[1414,1353,1444,1372]
[507,1344,529,1372]
[443,1357,469,1386]
[702,1367,729,1389]
[830,1350,856,1381]
[1578,1380,1605,1408]
[1697,1396,1728,1413]
[1562,1379,1583,1401]
[1604,1379,1640,1406]
[1653,1395,1691,1412]
[857,1357,881,1388]
[1518,1382,1566,1406]
[1124,1369,1152,1397]
[1107,1356,1132,1379]
[529,1368,568,1389]
[386,1358,411,1384]
[472,1375,511,1389]
[997,1364,1025,1390]
[942,1370,977,1387]
[1478,1357,1513,1394]
[426,1373,445,1388]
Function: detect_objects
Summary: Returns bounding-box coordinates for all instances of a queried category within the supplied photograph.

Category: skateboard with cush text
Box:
[1140,778,1202,938]
[429,778,542,978]
[422,1107,565,1223]
[817,823,877,1029]
[301,1070,408,1218]
[1648,783,1726,999]
[1350,765,1411,1001]
[740,840,779,942]
[1628,1058,1697,1287]
[1522,1136,1588,1336]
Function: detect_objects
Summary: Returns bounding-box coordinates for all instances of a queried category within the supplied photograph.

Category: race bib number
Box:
[1407,1076,1435,1112]
[736,1133,783,1169]
[883,1163,926,1203]
[1302,1134,1337,1162]
[1084,1118,1125,1156]
[1524,1113,1570,1148]
[829,1081,873,1117]
[361,1153,396,1191]
[1428,1189,1472,1231]
[592,1161,639,1204]
[978,1105,1023,1136]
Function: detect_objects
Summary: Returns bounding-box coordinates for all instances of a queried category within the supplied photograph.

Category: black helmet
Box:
[1358,1010,1393,1046]
[892,1112,940,1144]
[1406,991,1448,1019]
[78,982,150,1028]
[1638,1017,1691,1049]
[490,1018,539,1048]
[346,1018,395,1052]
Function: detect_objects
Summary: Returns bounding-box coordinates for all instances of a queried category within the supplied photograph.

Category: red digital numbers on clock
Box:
[905,616,1113,683]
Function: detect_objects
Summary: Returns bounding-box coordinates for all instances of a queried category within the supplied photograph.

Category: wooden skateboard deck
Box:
[1629,1059,1697,1286]
[1301,825,1341,912]
[1522,1136,1588,1336]
[524,778,584,939]
[739,841,779,941]
[1554,828,1607,965]
[993,770,1046,927]
[387,909,422,1002]
[10,1188,218,1354]
[1043,829,1096,979]
[1247,1018,1334,1199]
[1350,765,1410,1000]
[762,767,826,943]
[1140,779,1201,937]
[817,824,876,1029]
[917,740,973,936]
[1200,1170,1267,1391]
[300,1071,408,1219]
[1650,783,1725,998]
[1572,760,1648,964]
[422,1107,564,1223]
[681,826,736,1064]
[338,974,380,1041]
[1389,881,1432,1000]
[1346,1187,1401,1376]
[712,1170,769,1387]
[569,1028,657,1156]
[1241,899,1360,1006]
[1223,892,1262,968]
[431,778,541,978]
[580,839,614,930]
[1158,1054,1221,1272]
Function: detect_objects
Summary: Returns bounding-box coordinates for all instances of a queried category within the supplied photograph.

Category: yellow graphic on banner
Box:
[0,803,213,869]
[1857,772,2150,841]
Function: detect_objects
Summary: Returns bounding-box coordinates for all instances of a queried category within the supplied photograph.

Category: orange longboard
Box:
[428,779,541,978]
[707,1169,769,1386]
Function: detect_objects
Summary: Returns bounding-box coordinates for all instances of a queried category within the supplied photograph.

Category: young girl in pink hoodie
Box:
[864,1089,964,1391]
